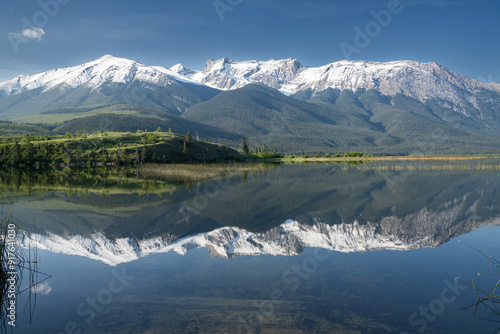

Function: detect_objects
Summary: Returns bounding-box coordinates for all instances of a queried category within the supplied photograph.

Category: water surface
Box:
[3,161,500,333]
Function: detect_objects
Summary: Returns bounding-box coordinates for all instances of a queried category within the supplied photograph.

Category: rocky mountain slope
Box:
[2,55,500,154]
[172,57,500,117]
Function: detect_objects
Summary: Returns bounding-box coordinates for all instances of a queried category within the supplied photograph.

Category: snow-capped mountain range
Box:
[18,206,500,266]
[20,220,421,266]
[175,57,500,106]
[1,54,499,111]
[2,54,500,154]
[0,54,200,97]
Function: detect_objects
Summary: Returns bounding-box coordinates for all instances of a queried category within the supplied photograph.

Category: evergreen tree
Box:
[183,139,187,155]
[241,136,249,154]
[12,140,21,166]
[142,136,147,163]
[0,148,6,166]
[156,126,162,132]
[26,134,33,167]
[185,130,192,144]
[116,144,124,165]
[135,146,140,166]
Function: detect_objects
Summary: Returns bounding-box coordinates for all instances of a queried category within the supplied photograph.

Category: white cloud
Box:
[21,27,46,41]
[8,27,46,43]
[7,27,46,52]
[31,281,52,295]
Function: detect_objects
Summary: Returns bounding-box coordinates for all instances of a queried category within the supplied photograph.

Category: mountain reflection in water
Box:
[3,162,500,333]
[3,161,499,265]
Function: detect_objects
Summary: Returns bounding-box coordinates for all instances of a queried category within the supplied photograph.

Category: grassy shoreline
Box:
[281,155,500,162]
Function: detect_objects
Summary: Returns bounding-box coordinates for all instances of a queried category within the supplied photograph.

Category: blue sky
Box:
[0,0,498,82]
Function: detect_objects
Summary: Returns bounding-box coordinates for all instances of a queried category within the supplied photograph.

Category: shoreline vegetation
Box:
[0,131,498,169]
[285,155,500,162]
[0,130,247,168]
[0,163,276,196]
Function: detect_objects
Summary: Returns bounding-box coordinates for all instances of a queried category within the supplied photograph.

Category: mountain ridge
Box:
[2,55,500,154]
[171,57,500,112]
[0,55,220,118]
[3,55,498,107]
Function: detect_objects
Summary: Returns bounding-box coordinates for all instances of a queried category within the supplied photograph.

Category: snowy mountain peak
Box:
[191,57,305,91]
[187,57,496,109]
[96,54,119,61]
[203,57,233,72]
[170,63,198,78]
[170,63,187,73]
[0,55,190,98]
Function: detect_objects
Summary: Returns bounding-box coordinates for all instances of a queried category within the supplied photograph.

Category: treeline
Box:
[240,136,284,159]
[285,150,374,159]
[0,131,245,168]
[0,133,140,168]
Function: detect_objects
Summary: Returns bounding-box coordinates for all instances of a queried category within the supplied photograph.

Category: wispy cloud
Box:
[403,0,485,6]
[245,0,342,19]
[245,0,401,19]
[245,0,482,19]
[65,13,211,43]
[0,57,46,81]
[130,13,211,26]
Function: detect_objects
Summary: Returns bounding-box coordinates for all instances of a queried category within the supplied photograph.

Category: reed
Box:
[459,241,500,332]
[0,210,50,331]
[140,163,273,182]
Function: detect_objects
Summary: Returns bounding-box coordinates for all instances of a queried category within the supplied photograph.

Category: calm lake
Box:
[3,161,500,334]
